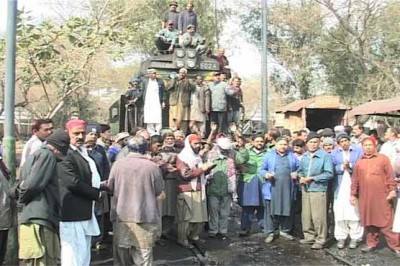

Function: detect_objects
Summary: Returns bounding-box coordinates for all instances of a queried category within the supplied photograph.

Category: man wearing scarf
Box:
[351,137,400,256]
[58,120,104,266]
[175,134,213,248]
[205,136,249,239]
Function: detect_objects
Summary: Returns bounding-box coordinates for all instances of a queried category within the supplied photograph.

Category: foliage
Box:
[239,0,324,100]
[239,0,400,105]
[0,0,228,124]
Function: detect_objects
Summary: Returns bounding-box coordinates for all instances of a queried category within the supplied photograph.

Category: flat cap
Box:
[306,131,319,143]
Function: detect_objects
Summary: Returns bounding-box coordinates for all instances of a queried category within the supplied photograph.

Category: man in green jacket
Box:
[205,136,248,238]
[237,134,267,236]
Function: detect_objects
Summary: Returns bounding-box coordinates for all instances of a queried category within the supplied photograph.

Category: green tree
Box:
[239,0,324,100]
[0,0,229,124]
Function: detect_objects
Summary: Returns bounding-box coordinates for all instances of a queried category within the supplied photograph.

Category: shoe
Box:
[156,239,166,246]
[361,246,376,253]
[264,234,275,244]
[311,243,324,250]
[280,232,295,241]
[239,229,250,237]
[299,239,315,245]
[208,232,217,238]
[337,239,345,249]
[349,239,357,249]
[395,250,400,258]
[189,236,206,244]
[177,240,194,249]
[219,233,228,240]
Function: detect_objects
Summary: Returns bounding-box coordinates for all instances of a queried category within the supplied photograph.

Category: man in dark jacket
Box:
[85,124,111,250]
[163,1,180,29]
[18,129,70,265]
[58,119,105,266]
[178,1,198,35]
[0,157,11,266]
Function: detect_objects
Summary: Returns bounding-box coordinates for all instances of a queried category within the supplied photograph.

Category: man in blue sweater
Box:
[297,132,334,250]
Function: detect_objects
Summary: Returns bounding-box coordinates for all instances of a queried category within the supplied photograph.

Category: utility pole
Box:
[4,0,18,264]
[261,0,269,130]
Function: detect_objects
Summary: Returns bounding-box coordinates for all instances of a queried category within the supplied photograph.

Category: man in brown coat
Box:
[189,75,211,136]
[108,136,165,265]
[166,68,194,132]
[351,137,400,256]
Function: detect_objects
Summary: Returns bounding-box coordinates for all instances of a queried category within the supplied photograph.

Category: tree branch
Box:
[28,52,53,110]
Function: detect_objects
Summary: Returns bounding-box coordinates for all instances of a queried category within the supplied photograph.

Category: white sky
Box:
[0,0,262,77]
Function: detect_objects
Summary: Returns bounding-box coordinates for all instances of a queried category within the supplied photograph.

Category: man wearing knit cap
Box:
[58,119,105,266]
[331,133,363,249]
[175,134,215,248]
[107,136,165,265]
[18,130,70,265]
[322,137,335,153]
[297,131,334,249]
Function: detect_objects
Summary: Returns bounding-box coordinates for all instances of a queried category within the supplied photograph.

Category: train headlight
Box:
[176,50,185,58]
[176,60,185,68]
[187,60,196,68]
[187,50,196,58]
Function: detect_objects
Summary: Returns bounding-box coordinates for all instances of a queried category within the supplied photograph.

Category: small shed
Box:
[348,97,400,117]
[276,96,350,132]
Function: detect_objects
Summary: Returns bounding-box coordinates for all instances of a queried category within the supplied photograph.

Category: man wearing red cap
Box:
[175,134,214,248]
[351,137,400,256]
[58,119,105,265]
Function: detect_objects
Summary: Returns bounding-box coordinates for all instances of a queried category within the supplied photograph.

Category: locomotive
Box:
[109,47,220,133]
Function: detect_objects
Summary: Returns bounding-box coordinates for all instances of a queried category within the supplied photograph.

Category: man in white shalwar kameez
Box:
[331,133,364,249]
[142,69,166,136]
[58,120,103,266]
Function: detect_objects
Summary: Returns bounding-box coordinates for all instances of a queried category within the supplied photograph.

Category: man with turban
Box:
[351,137,400,256]
[18,130,70,265]
[58,119,106,265]
[175,134,214,248]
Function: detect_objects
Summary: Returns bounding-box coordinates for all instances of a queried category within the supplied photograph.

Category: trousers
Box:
[208,195,232,234]
[302,191,327,245]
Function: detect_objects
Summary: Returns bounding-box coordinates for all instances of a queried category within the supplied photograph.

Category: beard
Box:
[191,146,201,154]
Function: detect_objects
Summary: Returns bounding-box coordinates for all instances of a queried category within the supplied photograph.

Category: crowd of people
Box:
[0,1,399,265]
[1,118,400,266]
[125,68,241,137]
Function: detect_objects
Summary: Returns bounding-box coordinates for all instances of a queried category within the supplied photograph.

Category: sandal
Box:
[177,241,194,249]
